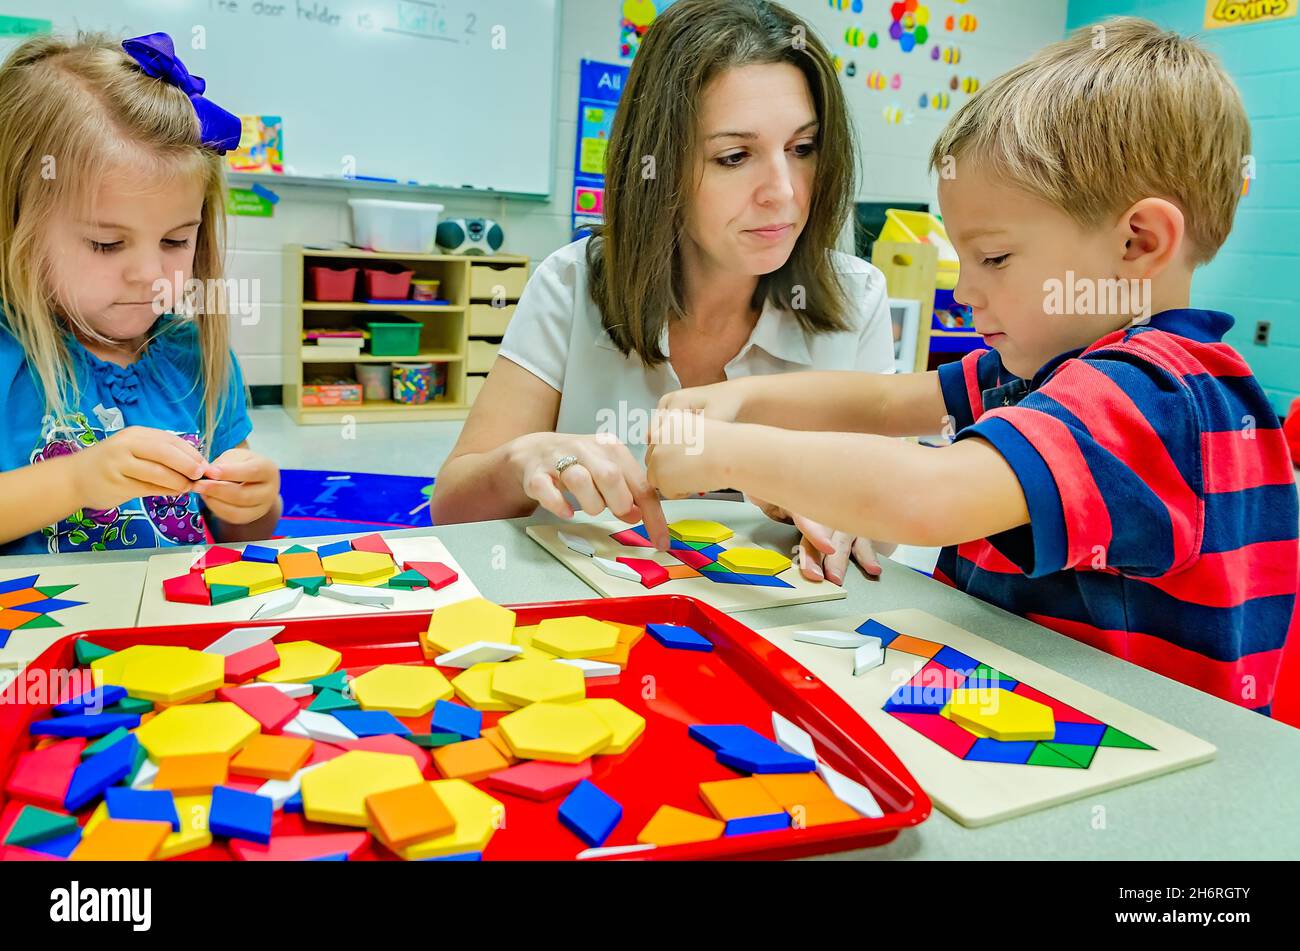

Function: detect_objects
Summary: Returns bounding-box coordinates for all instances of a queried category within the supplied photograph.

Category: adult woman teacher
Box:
[431,0,896,583]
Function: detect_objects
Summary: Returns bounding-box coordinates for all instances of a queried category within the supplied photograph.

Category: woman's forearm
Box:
[429,439,537,525]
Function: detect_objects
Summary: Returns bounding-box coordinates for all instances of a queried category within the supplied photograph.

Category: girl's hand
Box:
[72,426,208,510]
[750,495,887,585]
[194,448,281,525]
[509,431,670,550]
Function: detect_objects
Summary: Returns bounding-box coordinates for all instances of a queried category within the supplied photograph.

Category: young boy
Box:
[646,18,1299,717]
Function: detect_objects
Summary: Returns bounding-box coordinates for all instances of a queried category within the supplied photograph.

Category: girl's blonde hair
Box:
[0,32,231,452]
[929,17,1250,265]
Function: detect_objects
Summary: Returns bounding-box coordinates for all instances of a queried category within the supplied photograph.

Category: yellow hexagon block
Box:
[395,780,504,860]
[531,616,620,659]
[490,659,585,707]
[320,550,397,585]
[580,698,646,754]
[424,598,516,654]
[300,751,424,827]
[92,645,224,703]
[351,664,453,717]
[452,663,519,712]
[204,561,285,596]
[668,519,734,544]
[497,702,612,763]
[258,641,342,684]
[511,625,557,662]
[717,547,792,576]
[945,687,1055,742]
[135,702,260,759]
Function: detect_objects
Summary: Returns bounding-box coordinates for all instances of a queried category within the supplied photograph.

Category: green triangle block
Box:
[410,732,463,748]
[1099,725,1155,751]
[685,541,713,551]
[1044,741,1097,768]
[210,583,249,605]
[106,697,153,716]
[5,805,79,848]
[124,743,150,786]
[309,689,360,713]
[18,613,63,630]
[83,727,131,759]
[972,663,1010,682]
[75,639,115,666]
[387,570,428,589]
[282,545,313,555]
[307,671,350,694]
[699,562,732,573]
[1026,743,1088,769]
[288,576,326,596]
[35,584,78,598]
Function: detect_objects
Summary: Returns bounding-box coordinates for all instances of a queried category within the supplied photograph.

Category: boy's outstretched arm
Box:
[647,418,1029,547]
[658,370,951,438]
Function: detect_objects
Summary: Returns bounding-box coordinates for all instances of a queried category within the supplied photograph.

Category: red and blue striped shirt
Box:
[936,309,1299,715]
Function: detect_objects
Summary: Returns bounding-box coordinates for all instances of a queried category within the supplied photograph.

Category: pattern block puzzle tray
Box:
[0,596,930,861]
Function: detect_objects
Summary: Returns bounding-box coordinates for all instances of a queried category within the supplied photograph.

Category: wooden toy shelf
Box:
[282,246,528,424]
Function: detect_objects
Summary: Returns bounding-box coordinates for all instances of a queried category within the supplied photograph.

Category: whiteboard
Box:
[1,0,560,196]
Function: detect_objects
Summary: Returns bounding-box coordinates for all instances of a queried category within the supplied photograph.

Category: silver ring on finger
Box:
[555,455,580,475]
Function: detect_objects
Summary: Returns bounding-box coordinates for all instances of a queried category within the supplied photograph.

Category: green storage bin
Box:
[366,316,422,357]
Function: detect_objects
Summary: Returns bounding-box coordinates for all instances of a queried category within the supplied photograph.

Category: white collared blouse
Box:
[497,238,895,457]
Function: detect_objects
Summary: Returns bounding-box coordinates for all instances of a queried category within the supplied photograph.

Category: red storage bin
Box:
[0,595,931,861]
[306,266,358,302]
[363,267,414,300]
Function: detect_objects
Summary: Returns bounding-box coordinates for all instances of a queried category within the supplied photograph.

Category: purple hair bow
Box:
[122,32,242,154]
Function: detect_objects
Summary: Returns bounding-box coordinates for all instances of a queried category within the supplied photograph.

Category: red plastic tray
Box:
[0,595,931,860]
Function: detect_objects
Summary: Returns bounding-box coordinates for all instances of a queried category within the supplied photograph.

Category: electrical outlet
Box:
[1255,321,1271,346]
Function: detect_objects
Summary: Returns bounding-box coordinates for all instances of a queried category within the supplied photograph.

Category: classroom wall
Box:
[1067,0,1300,416]
[228,0,1071,393]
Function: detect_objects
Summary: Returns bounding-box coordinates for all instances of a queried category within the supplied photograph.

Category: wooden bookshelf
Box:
[281,246,527,425]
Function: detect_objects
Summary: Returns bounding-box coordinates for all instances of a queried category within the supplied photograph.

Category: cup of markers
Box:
[392,362,435,404]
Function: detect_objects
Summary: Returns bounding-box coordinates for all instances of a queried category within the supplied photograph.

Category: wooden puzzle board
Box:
[758,610,1217,827]
[0,562,147,684]
[526,521,847,613]
[137,536,480,627]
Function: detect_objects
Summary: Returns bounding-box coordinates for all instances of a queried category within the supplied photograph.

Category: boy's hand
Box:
[72,426,208,510]
[657,379,750,423]
[646,412,727,499]
[194,448,281,525]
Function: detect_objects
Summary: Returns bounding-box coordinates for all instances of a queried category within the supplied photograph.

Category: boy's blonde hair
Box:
[0,33,231,452]
[929,17,1250,265]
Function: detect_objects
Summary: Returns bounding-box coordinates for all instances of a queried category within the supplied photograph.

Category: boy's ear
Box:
[1117,198,1185,278]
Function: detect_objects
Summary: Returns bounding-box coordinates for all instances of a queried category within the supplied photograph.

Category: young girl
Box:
[0,32,280,555]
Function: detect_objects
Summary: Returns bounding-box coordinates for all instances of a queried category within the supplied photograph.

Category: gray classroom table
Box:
[8,500,1299,860]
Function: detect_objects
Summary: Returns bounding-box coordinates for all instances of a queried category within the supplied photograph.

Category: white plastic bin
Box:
[348,199,445,253]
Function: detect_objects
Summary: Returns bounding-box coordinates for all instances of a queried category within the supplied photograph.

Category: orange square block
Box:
[366,782,455,849]
[0,609,39,630]
[753,772,835,809]
[888,634,943,659]
[154,753,230,795]
[636,805,724,847]
[699,777,783,821]
[278,550,324,580]
[431,738,509,782]
[230,734,313,780]
[787,798,861,829]
[481,726,519,765]
[588,641,630,669]
[71,819,171,861]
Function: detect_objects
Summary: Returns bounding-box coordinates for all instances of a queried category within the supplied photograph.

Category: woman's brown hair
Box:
[588,0,856,364]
